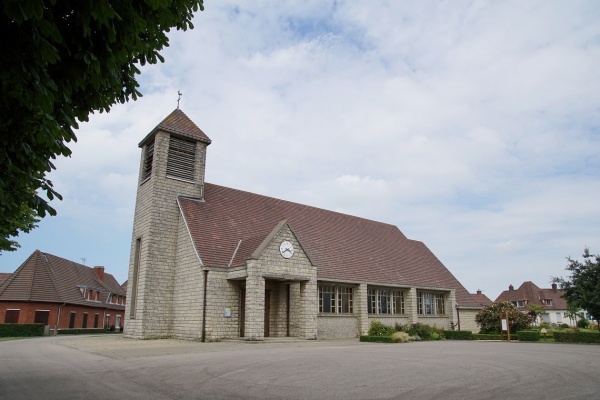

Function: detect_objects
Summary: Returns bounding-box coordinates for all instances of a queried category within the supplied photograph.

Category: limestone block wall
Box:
[172,217,204,340]
[457,309,481,332]
[317,316,358,339]
[125,130,207,339]
[204,270,241,340]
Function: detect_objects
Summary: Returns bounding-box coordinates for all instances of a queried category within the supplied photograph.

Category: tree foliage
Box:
[556,248,600,331]
[0,0,204,252]
[526,303,545,325]
[475,301,533,333]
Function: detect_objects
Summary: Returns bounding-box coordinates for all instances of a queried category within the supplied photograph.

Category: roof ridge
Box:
[38,252,65,303]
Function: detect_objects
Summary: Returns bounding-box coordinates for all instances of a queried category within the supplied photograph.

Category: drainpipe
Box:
[201,270,208,342]
[55,303,66,335]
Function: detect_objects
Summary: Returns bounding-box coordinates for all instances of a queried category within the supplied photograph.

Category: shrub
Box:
[392,331,409,343]
[474,333,502,340]
[559,323,570,329]
[0,323,45,337]
[553,331,600,343]
[475,301,533,332]
[443,330,474,340]
[402,323,444,341]
[577,318,589,329]
[58,328,115,335]
[517,330,541,342]
[360,335,395,343]
[540,322,551,329]
[368,321,395,337]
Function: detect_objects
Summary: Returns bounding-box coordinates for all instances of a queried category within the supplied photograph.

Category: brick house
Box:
[125,109,491,341]
[0,250,126,332]
[495,281,579,326]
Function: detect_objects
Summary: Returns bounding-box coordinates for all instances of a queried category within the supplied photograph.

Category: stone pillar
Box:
[300,279,318,339]
[289,282,301,337]
[446,290,456,329]
[244,273,265,340]
[407,288,418,324]
[355,284,369,336]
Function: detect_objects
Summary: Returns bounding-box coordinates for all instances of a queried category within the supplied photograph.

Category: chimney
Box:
[509,284,514,291]
[476,289,482,295]
[93,266,105,281]
[552,283,557,292]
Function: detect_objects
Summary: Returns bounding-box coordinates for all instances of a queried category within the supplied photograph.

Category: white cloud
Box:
[1,0,599,298]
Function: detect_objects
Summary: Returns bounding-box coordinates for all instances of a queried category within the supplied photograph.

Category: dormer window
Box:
[167,136,196,181]
[544,299,552,306]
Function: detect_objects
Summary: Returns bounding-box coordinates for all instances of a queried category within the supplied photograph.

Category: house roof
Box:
[0,273,11,287]
[138,108,212,147]
[495,281,568,310]
[0,250,125,309]
[179,183,490,308]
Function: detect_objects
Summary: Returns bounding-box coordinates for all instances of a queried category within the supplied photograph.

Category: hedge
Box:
[474,333,519,341]
[58,328,116,335]
[360,335,395,343]
[517,330,540,342]
[443,330,474,340]
[0,324,45,337]
[553,331,600,344]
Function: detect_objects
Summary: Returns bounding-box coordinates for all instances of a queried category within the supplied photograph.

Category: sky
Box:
[1,0,599,301]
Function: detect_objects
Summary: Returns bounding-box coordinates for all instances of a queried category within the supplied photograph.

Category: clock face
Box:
[279,240,294,259]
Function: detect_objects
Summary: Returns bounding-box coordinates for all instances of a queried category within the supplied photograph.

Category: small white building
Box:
[496,281,579,326]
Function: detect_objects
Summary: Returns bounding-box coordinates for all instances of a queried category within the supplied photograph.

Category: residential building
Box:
[124,109,492,341]
[0,250,126,332]
[496,281,577,326]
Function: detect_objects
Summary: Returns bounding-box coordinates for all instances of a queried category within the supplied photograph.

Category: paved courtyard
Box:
[0,335,599,399]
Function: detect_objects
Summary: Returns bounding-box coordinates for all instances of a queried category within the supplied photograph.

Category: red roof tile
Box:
[179,183,489,307]
[0,250,125,309]
[495,281,568,310]
[139,109,211,147]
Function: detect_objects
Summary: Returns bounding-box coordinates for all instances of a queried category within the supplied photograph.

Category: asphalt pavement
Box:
[0,335,599,399]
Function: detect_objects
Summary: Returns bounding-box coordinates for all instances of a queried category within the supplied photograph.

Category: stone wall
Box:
[457,309,481,332]
[125,130,208,339]
[172,216,204,340]
[317,316,358,339]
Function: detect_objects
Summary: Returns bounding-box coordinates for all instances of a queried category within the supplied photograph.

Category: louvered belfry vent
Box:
[142,142,154,181]
[167,136,196,181]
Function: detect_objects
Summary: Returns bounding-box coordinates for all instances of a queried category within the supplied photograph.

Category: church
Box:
[123,109,490,340]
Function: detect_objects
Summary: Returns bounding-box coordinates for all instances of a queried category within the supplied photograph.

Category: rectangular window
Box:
[69,312,76,329]
[544,299,553,306]
[556,312,561,323]
[130,238,141,319]
[34,310,50,325]
[4,309,20,323]
[417,291,445,315]
[94,313,99,328]
[368,288,405,315]
[166,136,196,181]
[319,285,353,314]
[82,313,88,328]
[512,300,525,307]
[142,142,154,181]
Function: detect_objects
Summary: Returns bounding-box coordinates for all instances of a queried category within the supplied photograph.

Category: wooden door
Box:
[264,290,271,337]
[239,287,246,337]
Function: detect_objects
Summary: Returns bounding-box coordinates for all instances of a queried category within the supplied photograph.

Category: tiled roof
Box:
[179,183,489,307]
[0,250,125,309]
[0,273,11,287]
[139,108,211,147]
[495,281,568,310]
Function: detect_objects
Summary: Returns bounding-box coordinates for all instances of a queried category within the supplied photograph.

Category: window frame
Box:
[417,291,446,315]
[368,288,405,315]
[318,285,354,314]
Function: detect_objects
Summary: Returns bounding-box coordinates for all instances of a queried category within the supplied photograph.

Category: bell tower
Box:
[124,109,211,338]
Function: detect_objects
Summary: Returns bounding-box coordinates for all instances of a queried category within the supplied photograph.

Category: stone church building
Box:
[124,109,490,341]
